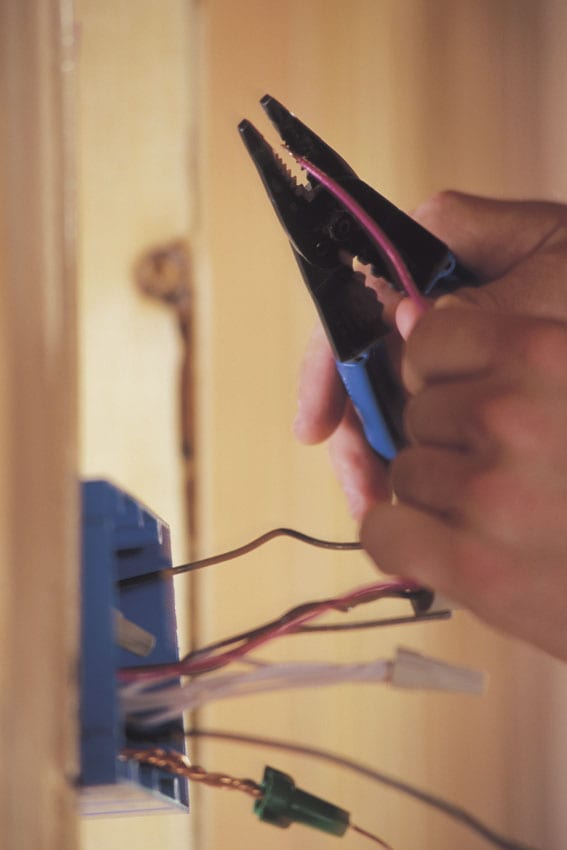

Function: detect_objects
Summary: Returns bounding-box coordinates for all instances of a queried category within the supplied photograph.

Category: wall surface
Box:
[192,2,565,850]
[75,2,567,850]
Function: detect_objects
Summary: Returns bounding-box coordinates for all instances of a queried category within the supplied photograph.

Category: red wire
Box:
[118,579,419,683]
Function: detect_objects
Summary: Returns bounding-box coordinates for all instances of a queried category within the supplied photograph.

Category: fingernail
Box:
[396,300,419,340]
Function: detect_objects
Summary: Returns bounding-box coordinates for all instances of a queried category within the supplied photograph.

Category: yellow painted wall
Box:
[193,3,562,850]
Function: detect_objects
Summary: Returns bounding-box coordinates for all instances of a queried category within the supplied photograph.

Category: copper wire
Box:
[121,747,263,800]
[122,747,392,846]
[351,823,394,848]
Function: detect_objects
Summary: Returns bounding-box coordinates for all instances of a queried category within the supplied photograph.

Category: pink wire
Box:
[118,579,419,683]
[295,155,429,314]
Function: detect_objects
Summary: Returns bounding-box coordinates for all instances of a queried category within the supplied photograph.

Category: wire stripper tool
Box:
[239,95,473,461]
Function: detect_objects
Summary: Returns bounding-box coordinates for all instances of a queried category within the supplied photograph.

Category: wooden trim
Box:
[0,2,79,848]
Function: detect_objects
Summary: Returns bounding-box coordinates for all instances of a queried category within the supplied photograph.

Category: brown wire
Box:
[179,605,447,673]
[121,747,263,800]
[118,527,362,588]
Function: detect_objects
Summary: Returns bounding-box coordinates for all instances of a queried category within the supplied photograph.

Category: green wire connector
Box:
[254,766,350,837]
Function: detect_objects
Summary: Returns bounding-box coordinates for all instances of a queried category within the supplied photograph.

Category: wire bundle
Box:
[122,648,485,727]
[118,579,422,683]
[122,658,391,725]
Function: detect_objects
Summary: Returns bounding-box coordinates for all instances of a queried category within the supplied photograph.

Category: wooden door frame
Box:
[0,2,79,849]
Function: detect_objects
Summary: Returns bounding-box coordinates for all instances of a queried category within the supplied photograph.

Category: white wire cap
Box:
[390,647,487,695]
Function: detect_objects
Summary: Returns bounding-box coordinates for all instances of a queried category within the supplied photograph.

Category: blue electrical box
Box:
[80,480,189,816]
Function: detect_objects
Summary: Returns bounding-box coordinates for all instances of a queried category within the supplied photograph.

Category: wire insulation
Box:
[122,658,392,724]
[123,645,482,726]
[298,609,451,632]
[295,155,429,313]
[118,579,421,683]
[118,527,362,588]
[183,587,428,661]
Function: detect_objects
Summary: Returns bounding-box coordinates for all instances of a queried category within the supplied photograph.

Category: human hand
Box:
[294,192,567,518]
[362,306,567,661]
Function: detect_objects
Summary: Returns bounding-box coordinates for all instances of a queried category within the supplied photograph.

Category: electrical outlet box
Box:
[80,479,189,816]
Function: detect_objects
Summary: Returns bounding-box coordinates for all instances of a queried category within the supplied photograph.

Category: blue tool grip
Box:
[336,254,476,462]
[336,337,406,462]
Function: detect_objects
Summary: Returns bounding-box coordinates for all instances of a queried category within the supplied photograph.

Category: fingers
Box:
[402,306,501,393]
[403,377,504,452]
[294,324,346,444]
[388,337,567,558]
[390,442,542,550]
[293,327,390,518]
[401,306,567,396]
[360,498,567,662]
[412,191,567,281]
[391,445,478,519]
[360,501,481,601]
[453,250,567,320]
[359,499,535,637]
[329,403,390,519]
[377,437,567,560]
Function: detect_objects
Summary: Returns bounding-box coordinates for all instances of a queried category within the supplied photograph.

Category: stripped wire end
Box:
[256,765,393,847]
[121,748,263,799]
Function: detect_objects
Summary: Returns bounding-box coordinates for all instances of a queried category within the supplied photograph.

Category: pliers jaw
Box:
[259,94,357,181]
[238,114,390,360]
[238,118,344,272]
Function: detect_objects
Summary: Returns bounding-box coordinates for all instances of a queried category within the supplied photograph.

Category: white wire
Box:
[122,658,391,726]
[122,649,485,727]
[122,659,390,714]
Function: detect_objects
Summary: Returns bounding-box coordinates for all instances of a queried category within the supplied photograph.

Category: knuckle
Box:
[407,307,499,377]
[474,392,524,436]
[412,190,463,230]
[455,392,504,448]
[475,390,555,455]
[522,323,567,377]
[465,468,502,510]
[402,395,420,441]
[404,307,456,362]
[389,447,417,497]
[465,468,523,542]
[452,542,516,620]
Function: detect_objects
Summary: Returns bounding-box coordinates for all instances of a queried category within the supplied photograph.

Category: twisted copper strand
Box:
[121,747,263,799]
